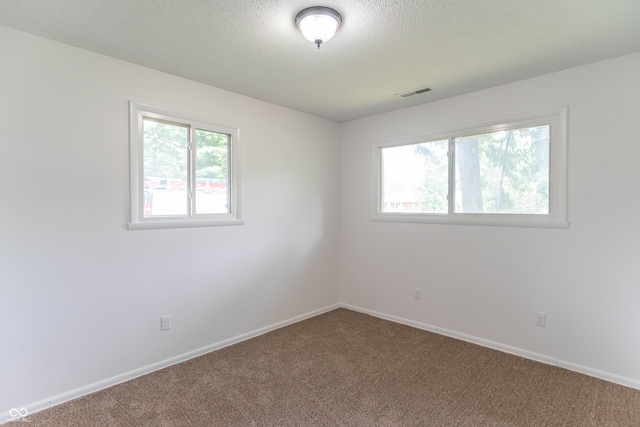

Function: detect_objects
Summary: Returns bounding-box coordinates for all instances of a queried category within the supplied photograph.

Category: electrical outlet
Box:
[161,315,171,331]
[414,288,422,301]
[535,311,546,327]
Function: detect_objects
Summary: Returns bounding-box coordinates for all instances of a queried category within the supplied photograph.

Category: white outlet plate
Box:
[535,311,546,327]
[161,315,171,331]
[414,288,422,300]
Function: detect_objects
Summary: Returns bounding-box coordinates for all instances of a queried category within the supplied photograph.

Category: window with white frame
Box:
[372,107,568,228]
[128,102,242,230]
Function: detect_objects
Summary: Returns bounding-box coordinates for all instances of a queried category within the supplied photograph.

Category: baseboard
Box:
[0,303,340,424]
[339,303,640,391]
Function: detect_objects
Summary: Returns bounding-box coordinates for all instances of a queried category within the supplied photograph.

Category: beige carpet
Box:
[15,308,640,426]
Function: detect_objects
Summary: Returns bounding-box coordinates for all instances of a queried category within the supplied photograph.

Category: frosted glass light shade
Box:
[295,7,342,48]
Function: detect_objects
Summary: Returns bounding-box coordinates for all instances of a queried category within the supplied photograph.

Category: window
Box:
[129,102,242,230]
[372,107,568,228]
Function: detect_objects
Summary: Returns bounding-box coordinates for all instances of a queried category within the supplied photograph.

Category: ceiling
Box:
[1,0,640,122]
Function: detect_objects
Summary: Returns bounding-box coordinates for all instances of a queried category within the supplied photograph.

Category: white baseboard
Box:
[0,304,340,425]
[339,303,640,391]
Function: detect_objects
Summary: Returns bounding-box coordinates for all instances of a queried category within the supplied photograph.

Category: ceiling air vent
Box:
[397,87,433,98]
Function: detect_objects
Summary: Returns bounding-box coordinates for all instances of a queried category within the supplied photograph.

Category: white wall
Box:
[339,52,640,387]
[0,25,340,414]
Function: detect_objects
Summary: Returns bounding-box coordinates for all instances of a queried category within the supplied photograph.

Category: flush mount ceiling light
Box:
[295,6,342,49]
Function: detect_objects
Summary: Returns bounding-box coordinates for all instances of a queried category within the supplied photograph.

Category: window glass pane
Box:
[142,118,188,217]
[381,140,448,213]
[454,125,550,214]
[195,129,230,214]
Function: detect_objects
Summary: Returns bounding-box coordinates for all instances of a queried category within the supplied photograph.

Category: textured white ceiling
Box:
[1,0,640,122]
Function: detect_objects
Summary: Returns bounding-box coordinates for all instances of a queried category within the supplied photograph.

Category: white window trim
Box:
[128,101,243,230]
[371,107,569,229]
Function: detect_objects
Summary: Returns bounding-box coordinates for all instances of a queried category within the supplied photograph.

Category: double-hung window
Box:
[128,102,242,230]
[373,107,568,228]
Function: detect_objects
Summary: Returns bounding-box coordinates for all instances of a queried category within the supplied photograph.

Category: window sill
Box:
[370,213,569,229]
[128,218,244,230]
